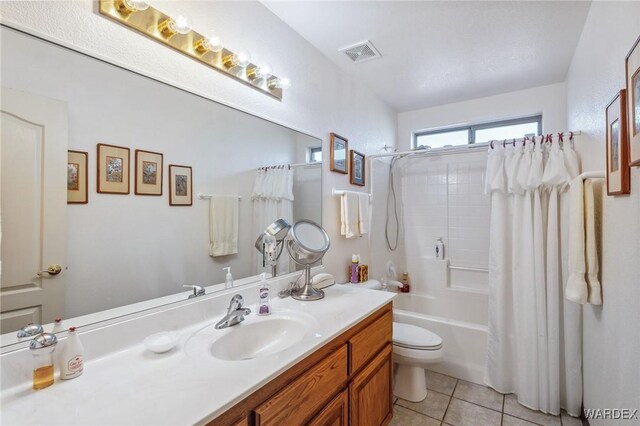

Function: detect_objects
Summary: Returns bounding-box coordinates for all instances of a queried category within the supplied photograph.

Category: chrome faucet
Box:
[215,295,251,329]
[183,285,205,299]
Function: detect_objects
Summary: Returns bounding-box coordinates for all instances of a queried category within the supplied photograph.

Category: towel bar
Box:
[197,193,242,200]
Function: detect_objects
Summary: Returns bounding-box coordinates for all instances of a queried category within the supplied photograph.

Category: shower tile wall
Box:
[401,151,490,292]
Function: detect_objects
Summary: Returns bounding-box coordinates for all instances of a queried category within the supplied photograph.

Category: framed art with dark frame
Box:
[625,35,640,166]
[97,143,130,194]
[168,164,192,206]
[135,149,163,196]
[67,150,88,204]
[349,150,366,187]
[330,133,348,174]
[606,90,630,195]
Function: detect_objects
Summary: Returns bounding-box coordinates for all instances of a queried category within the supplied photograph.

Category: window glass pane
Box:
[415,129,469,149]
[310,148,322,162]
[474,122,539,143]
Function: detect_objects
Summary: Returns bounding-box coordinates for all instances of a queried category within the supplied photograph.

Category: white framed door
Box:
[1,87,68,334]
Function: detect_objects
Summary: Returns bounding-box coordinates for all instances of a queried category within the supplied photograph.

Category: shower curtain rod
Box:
[369,131,582,160]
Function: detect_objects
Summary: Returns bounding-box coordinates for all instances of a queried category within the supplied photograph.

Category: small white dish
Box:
[144,331,180,353]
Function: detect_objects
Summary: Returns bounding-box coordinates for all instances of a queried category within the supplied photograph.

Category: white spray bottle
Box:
[223,267,234,289]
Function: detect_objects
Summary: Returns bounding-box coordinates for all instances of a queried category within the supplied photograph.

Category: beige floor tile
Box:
[452,380,504,411]
[503,395,561,426]
[443,398,501,426]
[561,410,583,426]
[397,390,451,420]
[426,370,458,396]
[390,405,441,426]
[502,414,539,426]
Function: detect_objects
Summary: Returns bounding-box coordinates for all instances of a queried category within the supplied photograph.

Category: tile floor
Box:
[390,370,586,426]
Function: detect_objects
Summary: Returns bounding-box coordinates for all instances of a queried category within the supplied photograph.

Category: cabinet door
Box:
[307,389,348,426]
[349,344,393,426]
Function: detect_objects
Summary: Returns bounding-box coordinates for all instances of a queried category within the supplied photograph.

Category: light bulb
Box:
[123,0,150,11]
[256,63,273,79]
[233,50,251,68]
[276,76,291,89]
[170,15,192,35]
[204,33,223,53]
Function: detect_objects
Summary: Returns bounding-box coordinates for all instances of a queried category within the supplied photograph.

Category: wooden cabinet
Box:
[211,303,393,426]
[308,390,348,426]
[349,344,393,426]
[254,346,348,426]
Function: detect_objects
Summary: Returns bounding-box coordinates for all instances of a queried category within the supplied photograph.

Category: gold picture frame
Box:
[350,150,366,186]
[67,150,88,204]
[626,35,640,166]
[169,164,192,206]
[97,143,130,194]
[135,150,163,196]
[606,90,630,195]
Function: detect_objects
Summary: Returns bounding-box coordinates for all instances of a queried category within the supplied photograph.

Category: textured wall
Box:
[565,2,640,423]
[0,1,397,286]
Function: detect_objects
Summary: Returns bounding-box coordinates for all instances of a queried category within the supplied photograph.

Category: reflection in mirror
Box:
[287,220,330,301]
[0,26,322,342]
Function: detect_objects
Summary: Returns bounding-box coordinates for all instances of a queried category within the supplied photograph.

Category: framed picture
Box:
[169,164,192,206]
[97,143,130,194]
[67,150,88,204]
[135,150,163,196]
[330,133,348,174]
[606,90,630,195]
[626,35,640,166]
[349,150,366,186]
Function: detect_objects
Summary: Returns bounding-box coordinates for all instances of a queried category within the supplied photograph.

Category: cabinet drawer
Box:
[349,310,392,374]
[254,345,348,426]
[307,389,348,426]
[349,344,393,426]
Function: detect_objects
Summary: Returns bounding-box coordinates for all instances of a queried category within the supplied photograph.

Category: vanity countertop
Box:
[1,285,394,425]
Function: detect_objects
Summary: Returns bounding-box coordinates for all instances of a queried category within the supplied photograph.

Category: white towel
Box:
[566,177,602,304]
[340,193,358,239]
[584,179,602,305]
[357,193,370,235]
[209,195,239,257]
[566,177,588,304]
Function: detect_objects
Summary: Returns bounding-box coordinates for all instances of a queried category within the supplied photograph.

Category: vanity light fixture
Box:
[114,0,150,17]
[269,76,291,90]
[158,14,192,38]
[99,0,287,99]
[194,32,223,55]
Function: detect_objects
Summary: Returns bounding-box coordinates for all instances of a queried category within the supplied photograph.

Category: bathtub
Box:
[392,292,488,385]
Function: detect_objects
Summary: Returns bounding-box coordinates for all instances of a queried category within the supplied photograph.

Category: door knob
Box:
[37,264,62,276]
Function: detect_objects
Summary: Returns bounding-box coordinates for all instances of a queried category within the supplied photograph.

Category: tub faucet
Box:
[215,295,251,329]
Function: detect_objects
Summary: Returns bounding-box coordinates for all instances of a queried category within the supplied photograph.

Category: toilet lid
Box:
[393,322,442,349]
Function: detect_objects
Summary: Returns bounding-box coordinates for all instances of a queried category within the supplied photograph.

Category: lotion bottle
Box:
[60,327,84,380]
[223,267,234,289]
[258,273,271,315]
[350,255,359,283]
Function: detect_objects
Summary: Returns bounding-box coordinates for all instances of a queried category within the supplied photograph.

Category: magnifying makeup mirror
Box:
[286,220,330,301]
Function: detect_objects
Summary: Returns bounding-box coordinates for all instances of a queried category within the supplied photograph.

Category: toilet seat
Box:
[393,322,442,350]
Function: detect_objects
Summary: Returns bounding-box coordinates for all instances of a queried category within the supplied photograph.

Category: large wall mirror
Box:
[0,26,322,344]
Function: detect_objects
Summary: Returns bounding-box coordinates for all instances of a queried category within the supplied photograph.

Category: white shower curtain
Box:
[252,167,294,275]
[484,138,583,417]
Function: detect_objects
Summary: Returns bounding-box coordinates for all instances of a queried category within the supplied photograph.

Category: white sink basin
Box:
[185,312,316,361]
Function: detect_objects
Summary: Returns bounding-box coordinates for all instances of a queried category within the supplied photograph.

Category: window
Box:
[309,147,322,163]
[413,115,542,149]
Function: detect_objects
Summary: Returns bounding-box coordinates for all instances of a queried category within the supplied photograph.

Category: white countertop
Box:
[1,285,394,425]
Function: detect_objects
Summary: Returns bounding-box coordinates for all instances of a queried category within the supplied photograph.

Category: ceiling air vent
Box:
[339,40,381,64]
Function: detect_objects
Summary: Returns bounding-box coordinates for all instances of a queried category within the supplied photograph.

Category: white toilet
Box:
[343,279,444,402]
[392,322,444,402]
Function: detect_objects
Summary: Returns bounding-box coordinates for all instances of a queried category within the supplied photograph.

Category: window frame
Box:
[413,115,542,149]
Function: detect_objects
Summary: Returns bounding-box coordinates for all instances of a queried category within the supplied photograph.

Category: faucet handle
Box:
[183,285,205,299]
[228,294,244,310]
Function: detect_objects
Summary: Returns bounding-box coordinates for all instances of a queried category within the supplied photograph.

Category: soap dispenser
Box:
[258,273,271,316]
[223,267,234,289]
